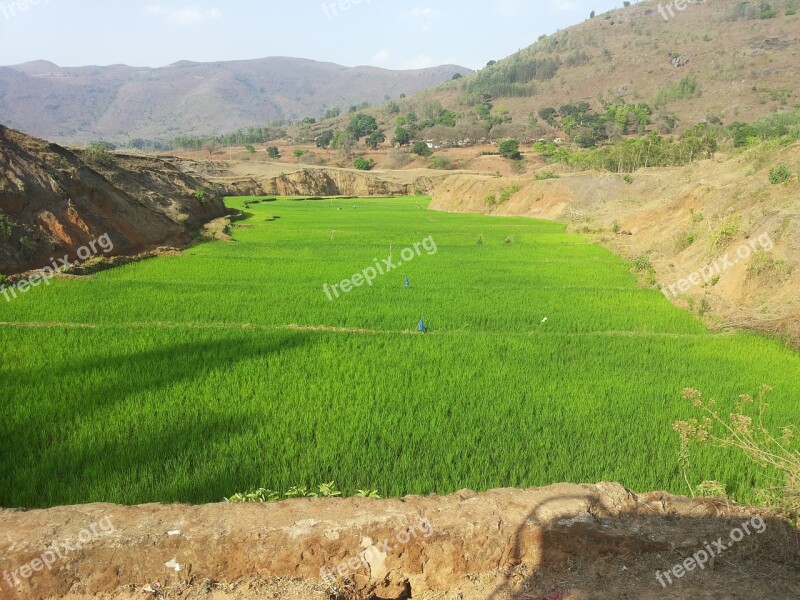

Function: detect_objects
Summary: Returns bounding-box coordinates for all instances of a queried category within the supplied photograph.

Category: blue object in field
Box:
[404,276,410,288]
[418,318,426,333]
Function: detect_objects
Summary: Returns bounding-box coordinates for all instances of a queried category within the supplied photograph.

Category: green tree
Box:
[499,139,522,160]
[267,146,280,158]
[411,141,433,157]
[347,113,379,139]
[393,127,412,146]
[365,130,386,150]
[316,130,335,149]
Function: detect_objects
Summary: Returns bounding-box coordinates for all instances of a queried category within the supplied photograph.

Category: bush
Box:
[194,189,207,205]
[769,163,793,184]
[353,157,375,171]
[431,156,454,170]
[267,146,280,158]
[293,149,304,158]
[411,141,433,157]
[86,143,114,167]
[245,145,256,153]
[0,213,11,241]
[484,193,497,206]
[534,171,559,180]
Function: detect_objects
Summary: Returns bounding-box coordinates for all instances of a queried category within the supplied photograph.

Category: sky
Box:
[0,0,625,70]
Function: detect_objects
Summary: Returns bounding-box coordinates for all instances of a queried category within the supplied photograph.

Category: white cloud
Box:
[402,6,440,33]
[145,5,221,26]
[371,49,390,65]
[551,0,579,11]
[401,54,435,70]
[496,0,536,16]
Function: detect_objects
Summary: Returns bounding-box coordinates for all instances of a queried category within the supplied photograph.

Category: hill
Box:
[0,58,471,145]
[299,0,800,147]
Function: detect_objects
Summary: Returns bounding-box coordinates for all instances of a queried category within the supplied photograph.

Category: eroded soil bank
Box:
[0,483,797,599]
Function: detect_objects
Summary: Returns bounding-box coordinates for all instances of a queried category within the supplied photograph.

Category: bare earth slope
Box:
[0,126,227,275]
[0,484,797,600]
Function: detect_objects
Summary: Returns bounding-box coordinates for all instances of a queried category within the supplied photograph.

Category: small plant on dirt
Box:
[484,193,497,206]
[631,254,653,272]
[355,489,381,499]
[0,213,12,241]
[675,386,799,514]
[245,145,256,153]
[225,488,280,503]
[534,171,559,181]
[689,208,705,224]
[267,146,280,159]
[194,189,207,205]
[498,184,522,204]
[749,250,793,280]
[710,215,740,251]
[294,149,305,159]
[769,163,793,184]
[612,220,622,234]
[623,174,634,184]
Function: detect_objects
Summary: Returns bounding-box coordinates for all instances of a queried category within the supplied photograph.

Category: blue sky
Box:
[0,0,626,70]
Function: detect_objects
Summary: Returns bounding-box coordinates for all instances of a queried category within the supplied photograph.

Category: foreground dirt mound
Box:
[430,146,800,344]
[0,126,227,275]
[0,483,797,599]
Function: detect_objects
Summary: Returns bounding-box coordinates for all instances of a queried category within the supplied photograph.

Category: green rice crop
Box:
[1,196,798,508]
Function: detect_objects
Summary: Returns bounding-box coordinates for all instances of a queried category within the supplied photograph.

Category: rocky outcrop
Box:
[0,483,797,599]
[0,126,227,276]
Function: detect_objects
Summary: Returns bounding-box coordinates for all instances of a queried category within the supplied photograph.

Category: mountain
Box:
[344,0,800,142]
[0,58,471,144]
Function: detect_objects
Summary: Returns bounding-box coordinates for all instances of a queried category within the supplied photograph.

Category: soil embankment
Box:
[0,483,797,599]
[0,126,227,276]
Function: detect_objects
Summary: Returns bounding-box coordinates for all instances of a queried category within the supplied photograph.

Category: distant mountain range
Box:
[0,58,472,144]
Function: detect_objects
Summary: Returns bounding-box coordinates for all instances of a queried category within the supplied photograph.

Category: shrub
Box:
[0,213,11,240]
[484,193,497,206]
[267,146,280,158]
[293,149,304,158]
[194,189,207,204]
[769,163,793,184]
[245,145,256,153]
[353,157,375,171]
[612,221,622,234]
[534,171,559,181]
[86,143,114,167]
[623,174,634,184]
[431,156,454,170]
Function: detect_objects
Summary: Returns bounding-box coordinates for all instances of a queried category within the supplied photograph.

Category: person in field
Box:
[418,318,427,333]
